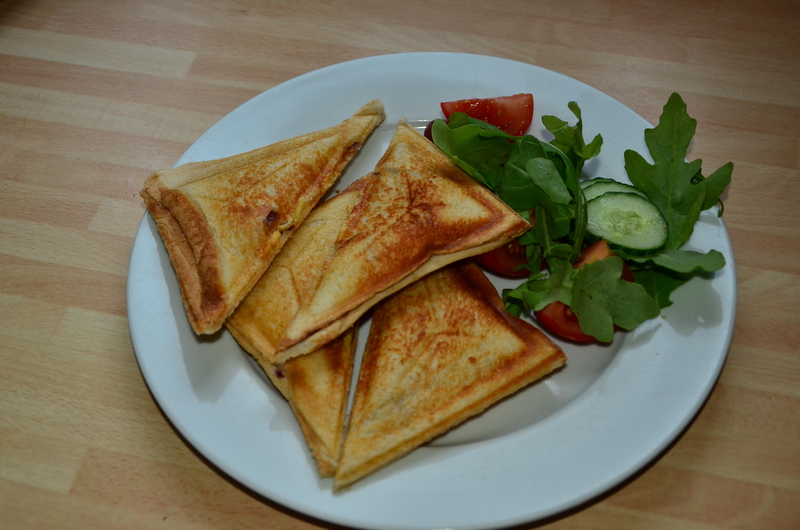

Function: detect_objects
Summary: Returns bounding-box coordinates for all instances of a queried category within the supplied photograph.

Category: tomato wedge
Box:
[535,301,596,342]
[534,240,634,342]
[441,94,534,136]
[474,240,529,277]
[574,240,635,281]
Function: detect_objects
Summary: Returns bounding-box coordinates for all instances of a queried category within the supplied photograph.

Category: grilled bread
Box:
[275,121,531,362]
[334,262,566,490]
[257,327,357,478]
[226,184,365,476]
[140,100,384,335]
[226,180,366,364]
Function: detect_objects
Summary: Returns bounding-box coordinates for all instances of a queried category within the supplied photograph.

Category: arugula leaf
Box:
[534,133,587,260]
[529,264,576,309]
[531,205,573,271]
[497,136,549,210]
[626,249,724,308]
[571,257,661,342]
[632,269,691,309]
[500,149,575,237]
[431,118,511,187]
[543,101,603,172]
[695,162,733,213]
[526,158,572,205]
[624,93,732,249]
[628,248,726,274]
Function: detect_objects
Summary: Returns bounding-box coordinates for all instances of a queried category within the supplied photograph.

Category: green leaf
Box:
[696,161,734,212]
[570,257,661,342]
[431,119,511,188]
[503,291,525,317]
[535,139,587,260]
[497,154,574,237]
[542,102,603,173]
[632,269,690,309]
[497,138,549,211]
[581,132,604,160]
[526,158,572,205]
[472,158,505,189]
[448,112,507,134]
[629,248,726,273]
[623,93,732,249]
[532,205,573,267]
[505,262,576,312]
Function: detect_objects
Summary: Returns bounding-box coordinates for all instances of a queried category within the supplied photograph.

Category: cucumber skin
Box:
[582,180,648,202]
[586,192,668,256]
[580,177,616,189]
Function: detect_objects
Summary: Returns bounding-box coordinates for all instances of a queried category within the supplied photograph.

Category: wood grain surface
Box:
[1,0,798,529]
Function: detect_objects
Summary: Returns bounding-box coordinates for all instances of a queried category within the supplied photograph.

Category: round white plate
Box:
[127,53,736,530]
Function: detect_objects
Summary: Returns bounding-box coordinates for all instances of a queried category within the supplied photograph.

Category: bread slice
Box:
[140,100,384,335]
[226,180,366,364]
[257,326,357,478]
[275,121,531,361]
[225,184,365,476]
[333,262,567,490]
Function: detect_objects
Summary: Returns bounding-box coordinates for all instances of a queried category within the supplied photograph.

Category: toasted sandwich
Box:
[226,183,365,476]
[258,326,357,478]
[275,121,531,362]
[140,100,384,335]
[226,180,366,363]
[333,261,567,490]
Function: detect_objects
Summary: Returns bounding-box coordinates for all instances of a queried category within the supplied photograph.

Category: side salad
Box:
[428,92,733,343]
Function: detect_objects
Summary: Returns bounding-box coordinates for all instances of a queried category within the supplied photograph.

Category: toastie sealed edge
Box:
[258,327,357,478]
[276,121,530,361]
[334,262,566,490]
[141,100,384,334]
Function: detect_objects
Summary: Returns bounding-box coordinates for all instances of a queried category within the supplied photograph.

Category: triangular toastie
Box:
[140,100,384,335]
[226,184,365,476]
[275,121,531,361]
[333,262,566,490]
[226,180,366,363]
[258,326,357,478]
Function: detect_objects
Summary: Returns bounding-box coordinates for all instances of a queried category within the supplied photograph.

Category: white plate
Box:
[127,53,736,530]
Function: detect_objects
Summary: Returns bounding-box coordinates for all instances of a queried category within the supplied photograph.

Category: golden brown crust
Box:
[276,121,530,360]
[141,185,230,331]
[251,327,358,478]
[283,327,357,477]
[333,262,566,490]
[225,181,365,364]
[140,100,385,334]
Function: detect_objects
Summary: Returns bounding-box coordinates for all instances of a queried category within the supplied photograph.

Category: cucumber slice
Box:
[580,177,616,189]
[582,180,649,202]
[586,192,668,255]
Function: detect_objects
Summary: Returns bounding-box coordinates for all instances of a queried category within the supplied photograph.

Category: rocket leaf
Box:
[624,93,732,249]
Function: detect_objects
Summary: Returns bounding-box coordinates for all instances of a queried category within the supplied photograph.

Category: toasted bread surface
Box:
[277,122,530,361]
[255,327,357,478]
[284,327,357,477]
[333,262,566,490]
[141,100,384,334]
[226,180,366,364]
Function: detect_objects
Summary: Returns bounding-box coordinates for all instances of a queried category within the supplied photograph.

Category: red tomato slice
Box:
[441,94,534,136]
[474,240,529,277]
[534,240,634,342]
[573,240,615,269]
[574,240,635,281]
[534,301,596,342]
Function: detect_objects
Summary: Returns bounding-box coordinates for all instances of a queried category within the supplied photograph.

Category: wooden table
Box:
[2,1,798,528]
